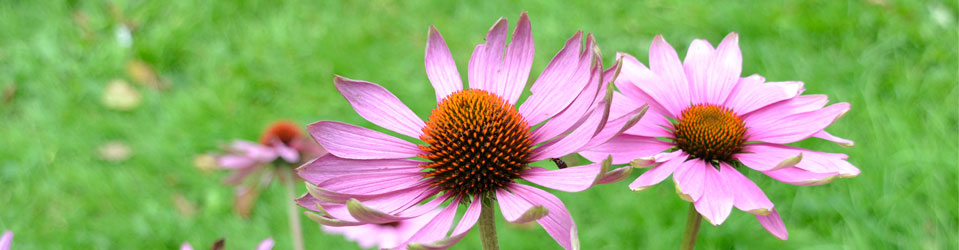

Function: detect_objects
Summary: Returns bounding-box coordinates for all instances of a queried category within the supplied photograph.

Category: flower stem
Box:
[680,203,702,250]
[479,201,499,250]
[281,167,305,250]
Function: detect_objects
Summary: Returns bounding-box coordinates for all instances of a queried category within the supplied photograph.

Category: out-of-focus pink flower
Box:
[322,209,441,249]
[298,12,636,250]
[581,33,859,240]
[1,231,12,250]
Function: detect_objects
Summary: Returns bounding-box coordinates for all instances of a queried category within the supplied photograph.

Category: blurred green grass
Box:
[1,0,956,249]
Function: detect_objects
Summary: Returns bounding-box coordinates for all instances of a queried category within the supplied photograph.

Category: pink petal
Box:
[410,196,484,250]
[272,139,300,163]
[704,33,743,104]
[813,130,855,147]
[179,243,193,250]
[256,238,275,250]
[744,94,829,125]
[673,158,707,202]
[467,18,508,94]
[497,12,534,104]
[217,154,256,169]
[521,163,603,192]
[530,54,603,143]
[718,163,774,215]
[519,32,593,125]
[346,193,439,224]
[756,209,789,240]
[725,75,804,115]
[693,164,734,225]
[529,104,607,161]
[315,174,430,201]
[762,167,838,186]
[425,26,463,101]
[334,76,425,138]
[629,153,686,191]
[734,143,803,172]
[683,39,715,103]
[308,121,422,159]
[579,134,673,164]
[647,35,691,116]
[1,231,11,250]
[496,188,548,224]
[579,92,651,150]
[297,154,422,184]
[231,140,278,162]
[509,184,579,250]
[791,148,860,177]
[746,102,850,144]
[404,196,461,247]
[614,53,672,117]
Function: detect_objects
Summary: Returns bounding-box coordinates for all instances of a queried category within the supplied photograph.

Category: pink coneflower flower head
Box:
[216,120,326,217]
[298,12,639,250]
[1,231,12,250]
[322,208,442,249]
[581,33,859,240]
[180,237,274,250]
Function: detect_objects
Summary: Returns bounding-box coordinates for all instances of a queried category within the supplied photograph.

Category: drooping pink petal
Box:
[614,53,672,117]
[693,164,734,225]
[734,143,803,172]
[404,196,461,247]
[308,121,423,159]
[704,33,743,104]
[746,102,850,144]
[315,174,430,201]
[530,54,603,142]
[629,152,686,191]
[521,163,603,192]
[425,26,463,101]
[683,39,715,103]
[334,76,426,138]
[497,12,534,104]
[579,134,673,164]
[813,130,855,147]
[756,209,789,240]
[1,231,11,250]
[762,167,838,186]
[509,184,579,250]
[791,148,860,177]
[408,196,483,250]
[647,35,691,116]
[217,154,256,169]
[519,32,594,125]
[256,238,275,250]
[718,163,774,215]
[231,140,278,162]
[580,102,649,150]
[272,139,300,163]
[467,18,508,94]
[496,188,548,224]
[744,94,829,124]
[530,103,609,161]
[297,154,423,184]
[724,75,804,115]
[673,158,708,202]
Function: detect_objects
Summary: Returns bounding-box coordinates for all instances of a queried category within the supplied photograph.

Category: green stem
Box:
[282,167,305,250]
[479,201,499,250]
[680,203,702,250]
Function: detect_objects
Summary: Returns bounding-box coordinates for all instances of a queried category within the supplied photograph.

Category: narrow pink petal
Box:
[256,238,275,250]
[498,12,534,104]
[596,166,634,185]
[756,209,789,240]
[718,163,774,214]
[412,196,483,250]
[529,104,606,161]
[647,35,691,116]
[746,102,850,144]
[467,18,508,93]
[297,154,422,184]
[231,140,278,162]
[614,53,673,117]
[744,94,829,124]
[521,163,602,192]
[683,39,715,103]
[529,55,602,142]
[179,243,193,250]
[579,134,673,164]
[693,164,734,225]
[725,75,804,115]
[791,148,860,177]
[334,76,425,138]
[629,153,686,191]
[509,184,579,250]
[813,130,855,147]
[425,26,463,101]
[673,158,707,202]
[1,231,11,250]
[496,188,547,224]
[315,174,429,200]
[705,33,743,104]
[217,154,256,169]
[405,196,461,246]
[762,166,838,186]
[272,140,299,163]
[580,103,648,150]
[519,32,592,125]
[308,121,422,159]
[734,143,803,172]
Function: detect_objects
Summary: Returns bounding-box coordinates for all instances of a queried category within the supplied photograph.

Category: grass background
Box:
[1,0,957,249]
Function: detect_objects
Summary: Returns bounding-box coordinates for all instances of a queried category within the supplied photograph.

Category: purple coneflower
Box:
[298,12,639,250]
[580,33,859,246]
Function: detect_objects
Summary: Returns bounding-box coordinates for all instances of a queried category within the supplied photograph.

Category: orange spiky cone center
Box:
[674,104,747,162]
